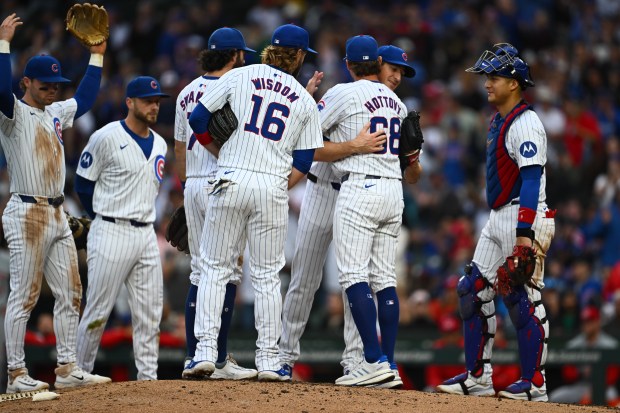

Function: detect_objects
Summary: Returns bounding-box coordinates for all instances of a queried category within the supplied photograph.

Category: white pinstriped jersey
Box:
[0,96,77,196]
[76,121,167,223]
[319,80,406,179]
[505,110,547,203]
[175,75,218,178]
[308,161,337,181]
[198,64,323,177]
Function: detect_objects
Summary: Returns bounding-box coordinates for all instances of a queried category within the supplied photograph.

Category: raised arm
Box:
[74,41,107,119]
[0,14,23,118]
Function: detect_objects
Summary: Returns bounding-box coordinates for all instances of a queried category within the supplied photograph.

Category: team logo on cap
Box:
[53,117,63,144]
[402,53,408,61]
[80,151,93,169]
[274,39,280,44]
[154,155,165,183]
[51,63,59,73]
[362,55,369,60]
[151,80,158,89]
[519,141,538,158]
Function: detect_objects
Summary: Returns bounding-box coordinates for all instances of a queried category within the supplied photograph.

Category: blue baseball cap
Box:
[378,45,416,78]
[24,55,71,83]
[208,27,256,53]
[126,76,170,98]
[271,24,317,54]
[345,35,378,62]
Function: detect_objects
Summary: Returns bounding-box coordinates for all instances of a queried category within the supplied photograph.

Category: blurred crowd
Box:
[1,0,620,401]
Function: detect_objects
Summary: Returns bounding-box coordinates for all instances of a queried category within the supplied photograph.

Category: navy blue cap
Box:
[208,27,256,53]
[271,24,317,54]
[345,35,378,62]
[24,55,71,83]
[378,45,416,78]
[126,76,170,98]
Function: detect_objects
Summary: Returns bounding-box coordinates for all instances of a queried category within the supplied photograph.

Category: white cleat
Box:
[335,356,394,387]
[497,379,547,402]
[7,368,49,393]
[211,354,258,380]
[367,364,403,389]
[436,372,495,396]
[182,359,215,380]
[54,363,111,389]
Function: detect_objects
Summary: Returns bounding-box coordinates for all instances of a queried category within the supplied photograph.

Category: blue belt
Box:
[340,174,381,183]
[307,172,340,191]
[101,215,148,227]
[18,194,64,208]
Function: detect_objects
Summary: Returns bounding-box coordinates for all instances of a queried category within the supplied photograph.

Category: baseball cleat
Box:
[436,372,495,396]
[182,359,215,379]
[54,363,112,389]
[257,364,292,382]
[335,355,394,387]
[211,354,258,380]
[367,363,403,389]
[7,368,49,393]
[497,379,547,401]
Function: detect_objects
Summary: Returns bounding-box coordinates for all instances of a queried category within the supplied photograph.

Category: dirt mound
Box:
[4,380,615,413]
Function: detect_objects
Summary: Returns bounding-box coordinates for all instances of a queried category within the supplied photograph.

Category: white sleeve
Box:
[507,111,547,168]
[318,85,351,134]
[174,93,187,143]
[76,129,107,181]
[294,107,324,151]
[0,95,18,137]
[50,98,78,129]
[199,71,234,112]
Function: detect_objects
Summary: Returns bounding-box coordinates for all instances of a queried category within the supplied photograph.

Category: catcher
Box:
[436,43,556,402]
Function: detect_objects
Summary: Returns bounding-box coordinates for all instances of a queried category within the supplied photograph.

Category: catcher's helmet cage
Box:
[466,43,535,89]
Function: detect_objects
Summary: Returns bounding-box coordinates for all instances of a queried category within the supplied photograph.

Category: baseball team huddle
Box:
[0,3,555,403]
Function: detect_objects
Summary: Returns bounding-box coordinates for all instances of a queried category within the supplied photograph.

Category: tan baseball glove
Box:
[66,3,109,47]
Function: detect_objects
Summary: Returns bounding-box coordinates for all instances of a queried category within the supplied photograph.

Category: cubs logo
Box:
[402,53,408,61]
[317,100,326,111]
[53,117,63,144]
[154,155,165,183]
[51,63,59,73]
[80,151,93,169]
[151,80,158,89]
[519,141,538,158]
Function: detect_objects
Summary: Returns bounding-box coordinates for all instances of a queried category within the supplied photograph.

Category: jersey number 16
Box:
[244,94,290,141]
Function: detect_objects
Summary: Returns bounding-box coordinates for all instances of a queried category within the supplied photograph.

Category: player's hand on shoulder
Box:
[351,122,387,154]
[0,13,23,43]
[305,71,324,96]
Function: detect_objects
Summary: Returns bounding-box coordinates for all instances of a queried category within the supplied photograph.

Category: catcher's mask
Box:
[466,43,535,90]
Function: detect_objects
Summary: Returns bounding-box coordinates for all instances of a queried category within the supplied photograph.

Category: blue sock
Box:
[345,282,381,363]
[185,284,198,358]
[217,283,237,364]
[376,287,399,365]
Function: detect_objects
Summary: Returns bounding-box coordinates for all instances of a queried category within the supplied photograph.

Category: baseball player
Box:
[174,27,257,380]
[310,36,419,387]
[74,76,169,381]
[278,44,417,389]
[0,13,111,392]
[184,24,323,381]
[436,43,555,401]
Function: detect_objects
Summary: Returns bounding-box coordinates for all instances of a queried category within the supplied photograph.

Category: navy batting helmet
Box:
[466,43,535,89]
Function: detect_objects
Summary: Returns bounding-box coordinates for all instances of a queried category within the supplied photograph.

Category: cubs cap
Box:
[378,45,416,78]
[126,76,170,98]
[345,35,378,62]
[24,55,71,83]
[208,27,256,53]
[271,24,317,54]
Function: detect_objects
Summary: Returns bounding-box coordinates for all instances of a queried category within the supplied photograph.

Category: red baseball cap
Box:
[580,306,600,322]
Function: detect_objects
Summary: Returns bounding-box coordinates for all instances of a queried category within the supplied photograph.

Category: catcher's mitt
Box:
[208,103,238,148]
[165,206,189,254]
[399,110,424,172]
[65,212,91,251]
[496,245,536,296]
[65,3,109,48]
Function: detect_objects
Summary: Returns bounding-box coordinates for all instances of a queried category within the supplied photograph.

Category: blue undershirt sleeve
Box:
[74,64,103,119]
[517,165,542,229]
[75,174,96,219]
[0,53,15,118]
[188,102,212,135]
[292,149,315,174]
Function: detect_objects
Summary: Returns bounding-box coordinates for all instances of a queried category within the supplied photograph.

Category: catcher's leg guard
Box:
[458,263,496,380]
[501,285,548,400]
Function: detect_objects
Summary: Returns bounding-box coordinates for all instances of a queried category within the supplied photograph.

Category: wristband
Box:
[0,40,9,53]
[194,131,213,146]
[89,53,104,67]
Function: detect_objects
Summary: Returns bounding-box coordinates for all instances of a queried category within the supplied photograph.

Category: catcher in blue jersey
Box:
[437,43,556,401]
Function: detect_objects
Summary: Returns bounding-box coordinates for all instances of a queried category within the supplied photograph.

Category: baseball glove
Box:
[65,3,109,47]
[496,245,537,295]
[65,212,91,251]
[399,110,424,171]
[208,103,238,148]
[165,206,190,254]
